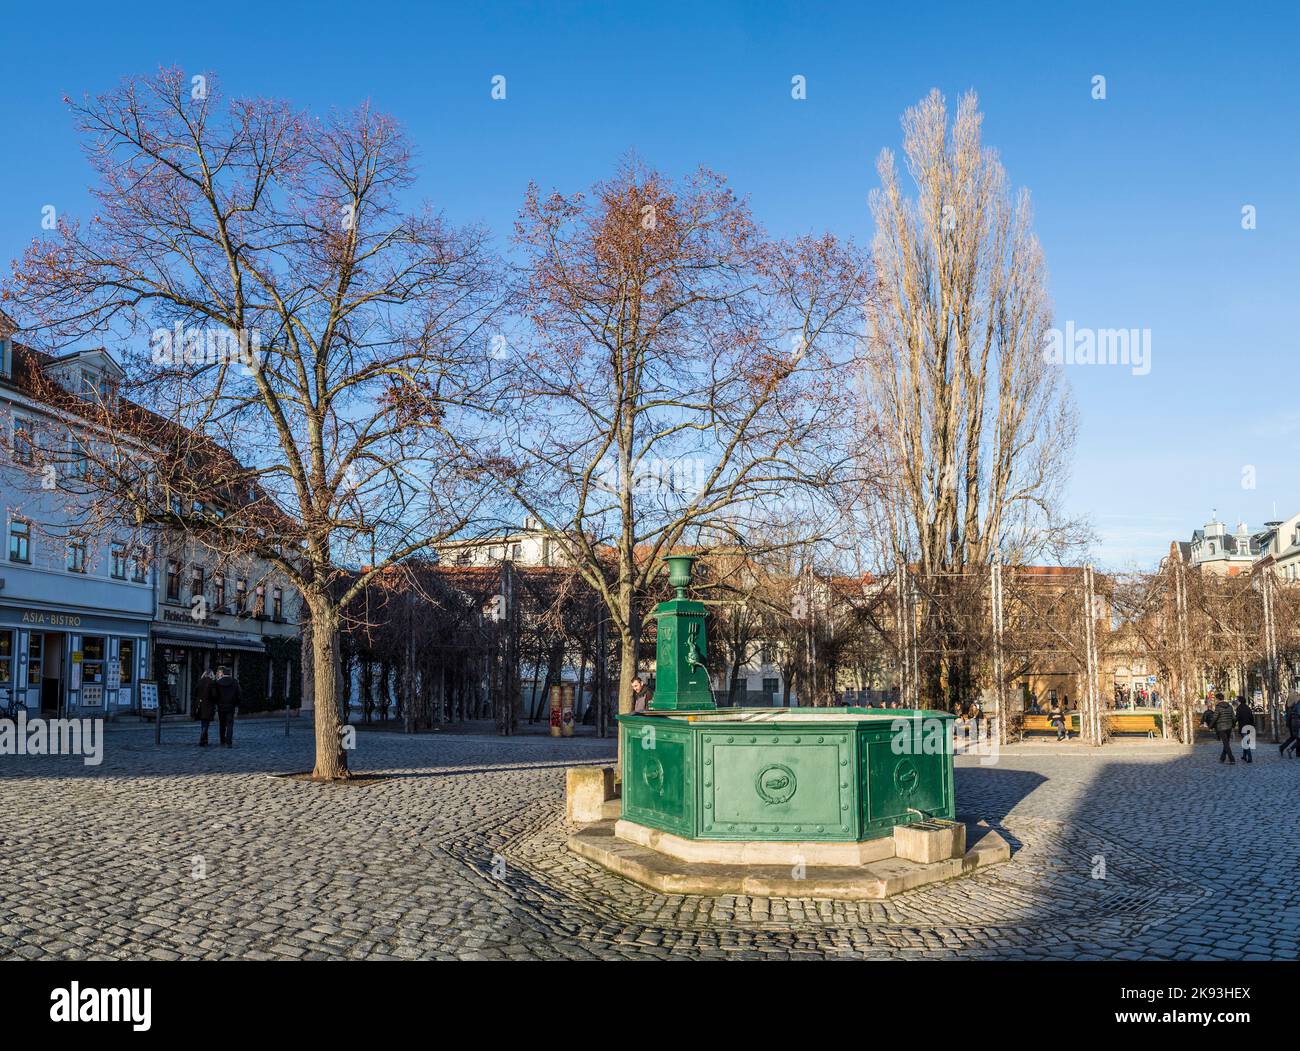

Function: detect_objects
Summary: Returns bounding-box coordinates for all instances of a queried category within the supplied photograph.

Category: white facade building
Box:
[0,319,303,718]
[0,330,155,717]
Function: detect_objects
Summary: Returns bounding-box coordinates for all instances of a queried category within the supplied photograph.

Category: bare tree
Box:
[493,158,871,736]
[3,70,503,779]
[861,89,1088,707]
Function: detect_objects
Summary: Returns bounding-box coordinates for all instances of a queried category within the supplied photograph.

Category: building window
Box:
[110,543,128,580]
[0,631,13,687]
[66,537,87,574]
[67,435,90,480]
[131,548,148,584]
[8,520,30,564]
[27,632,42,688]
[254,583,265,616]
[166,560,181,601]
[81,636,105,685]
[235,578,247,614]
[214,574,226,610]
[79,368,114,405]
[118,640,135,687]
[272,587,283,621]
[763,677,779,694]
[12,417,33,466]
[511,543,522,561]
[190,565,205,602]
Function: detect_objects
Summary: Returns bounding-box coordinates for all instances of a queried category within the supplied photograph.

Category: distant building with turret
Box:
[1175,513,1259,576]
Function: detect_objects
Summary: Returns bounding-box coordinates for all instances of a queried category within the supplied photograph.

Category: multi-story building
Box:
[0,316,303,718]
[1253,512,1300,582]
[1176,512,1259,575]
[152,534,301,716]
[436,518,568,568]
[0,324,155,717]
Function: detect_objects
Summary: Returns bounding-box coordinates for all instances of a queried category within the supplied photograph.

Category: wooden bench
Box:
[1109,712,1162,735]
[1022,714,1078,734]
[1023,712,1163,735]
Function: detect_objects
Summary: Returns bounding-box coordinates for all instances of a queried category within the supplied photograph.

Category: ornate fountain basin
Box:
[618,707,955,842]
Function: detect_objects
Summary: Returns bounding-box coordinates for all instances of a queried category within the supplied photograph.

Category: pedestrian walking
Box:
[1212,691,1236,764]
[195,668,216,747]
[214,666,241,748]
[1235,694,1255,764]
[1281,691,1300,758]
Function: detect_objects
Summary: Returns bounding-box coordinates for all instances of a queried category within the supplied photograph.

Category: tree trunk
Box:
[728,655,743,707]
[614,610,642,779]
[309,599,349,781]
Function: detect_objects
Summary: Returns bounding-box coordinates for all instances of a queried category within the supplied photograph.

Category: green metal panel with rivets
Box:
[618,708,955,843]
[619,717,696,837]
[859,716,955,837]
[700,728,859,840]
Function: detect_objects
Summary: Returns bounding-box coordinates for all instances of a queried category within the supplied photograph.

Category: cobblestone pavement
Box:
[0,719,1296,960]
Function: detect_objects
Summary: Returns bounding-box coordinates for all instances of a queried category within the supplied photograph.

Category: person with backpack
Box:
[1234,694,1255,764]
[1212,691,1236,764]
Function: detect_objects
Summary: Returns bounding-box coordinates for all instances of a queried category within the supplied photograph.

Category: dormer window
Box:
[0,336,11,379]
[77,366,117,408]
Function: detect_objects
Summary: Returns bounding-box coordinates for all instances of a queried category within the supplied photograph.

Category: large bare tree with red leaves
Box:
[3,69,504,779]
[494,160,872,734]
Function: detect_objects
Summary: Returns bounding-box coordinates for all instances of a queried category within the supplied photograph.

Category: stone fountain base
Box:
[568,815,1009,901]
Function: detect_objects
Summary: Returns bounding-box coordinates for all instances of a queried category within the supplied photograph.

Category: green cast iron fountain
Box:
[618,554,955,843]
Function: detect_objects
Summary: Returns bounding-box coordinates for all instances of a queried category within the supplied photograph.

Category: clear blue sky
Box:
[2,0,1297,569]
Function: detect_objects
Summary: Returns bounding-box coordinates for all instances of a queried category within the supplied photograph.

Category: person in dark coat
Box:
[1280,691,1300,758]
[1234,694,1255,764]
[1212,691,1236,764]
[630,675,652,713]
[1049,700,1067,741]
[195,669,217,747]
[214,667,241,748]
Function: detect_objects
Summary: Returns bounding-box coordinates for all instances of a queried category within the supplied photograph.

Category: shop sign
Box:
[163,608,218,627]
[20,611,82,627]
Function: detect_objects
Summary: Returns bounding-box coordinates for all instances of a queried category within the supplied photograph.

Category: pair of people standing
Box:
[196,668,242,748]
[1207,691,1258,764]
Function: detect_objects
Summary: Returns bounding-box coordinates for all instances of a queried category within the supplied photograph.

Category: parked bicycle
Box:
[0,694,25,720]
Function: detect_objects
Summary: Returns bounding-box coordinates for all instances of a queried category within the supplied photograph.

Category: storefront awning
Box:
[152,630,268,653]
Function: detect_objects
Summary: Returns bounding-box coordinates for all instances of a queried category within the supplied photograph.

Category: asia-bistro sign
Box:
[20,611,81,627]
